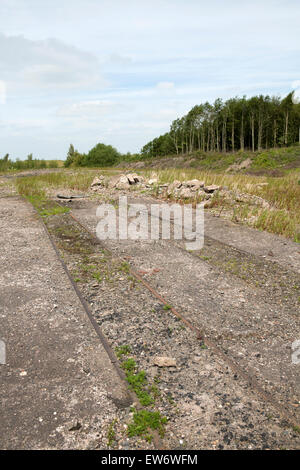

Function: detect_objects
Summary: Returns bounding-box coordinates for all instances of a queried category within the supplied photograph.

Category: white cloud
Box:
[0,81,6,104]
[106,53,133,66]
[292,89,300,105]
[0,1,299,158]
[156,81,175,90]
[57,100,123,117]
[0,33,107,90]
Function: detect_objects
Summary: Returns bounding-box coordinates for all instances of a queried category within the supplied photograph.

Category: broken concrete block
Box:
[153,356,177,367]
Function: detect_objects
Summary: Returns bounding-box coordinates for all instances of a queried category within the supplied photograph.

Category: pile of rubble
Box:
[112,173,145,190]
[165,179,220,199]
[89,173,272,215]
[90,173,221,199]
[90,173,145,192]
[90,175,106,191]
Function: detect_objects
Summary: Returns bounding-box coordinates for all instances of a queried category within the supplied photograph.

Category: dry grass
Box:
[14,166,300,242]
[141,168,300,242]
[14,168,119,194]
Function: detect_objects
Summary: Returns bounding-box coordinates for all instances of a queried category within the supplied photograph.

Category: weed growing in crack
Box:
[293,425,300,435]
[127,409,167,442]
[119,261,130,273]
[115,345,131,359]
[163,304,172,311]
[107,419,117,447]
[121,359,154,406]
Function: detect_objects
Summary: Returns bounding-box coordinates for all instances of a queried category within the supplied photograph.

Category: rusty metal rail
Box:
[68,210,299,431]
[25,199,163,450]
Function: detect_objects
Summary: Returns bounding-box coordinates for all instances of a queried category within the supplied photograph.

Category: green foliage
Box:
[293,425,300,435]
[63,143,144,167]
[80,143,120,167]
[121,358,136,373]
[141,132,176,158]
[107,419,117,447]
[0,153,58,172]
[15,178,70,217]
[39,205,70,217]
[120,357,154,406]
[127,370,154,406]
[115,345,131,359]
[119,261,130,273]
[64,144,76,167]
[141,93,300,158]
[163,304,172,311]
[127,409,167,441]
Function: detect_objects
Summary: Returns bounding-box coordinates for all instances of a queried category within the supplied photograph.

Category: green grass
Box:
[163,304,172,311]
[14,167,119,194]
[127,408,167,442]
[121,358,137,373]
[251,147,300,169]
[107,419,117,447]
[13,154,300,242]
[292,425,300,435]
[23,193,70,218]
[139,146,300,172]
[121,358,154,406]
[114,349,167,441]
[115,345,131,359]
[119,261,130,273]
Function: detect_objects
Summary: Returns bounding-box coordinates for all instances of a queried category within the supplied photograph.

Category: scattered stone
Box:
[148,178,158,185]
[131,173,145,183]
[226,158,252,172]
[68,421,82,431]
[153,356,177,367]
[90,175,106,192]
[185,179,205,190]
[203,200,213,208]
[179,187,194,199]
[256,182,269,188]
[126,174,136,185]
[91,176,105,187]
[115,175,131,190]
[108,173,145,190]
[204,185,220,193]
[167,180,182,196]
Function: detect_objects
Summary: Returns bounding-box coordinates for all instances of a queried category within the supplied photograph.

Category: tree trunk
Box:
[216,124,220,152]
[240,113,244,151]
[222,119,227,153]
[251,114,255,152]
[207,128,210,152]
[231,115,235,151]
[258,111,263,151]
[284,111,289,146]
[273,119,277,147]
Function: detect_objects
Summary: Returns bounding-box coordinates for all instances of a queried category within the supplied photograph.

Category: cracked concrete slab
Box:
[0,197,131,450]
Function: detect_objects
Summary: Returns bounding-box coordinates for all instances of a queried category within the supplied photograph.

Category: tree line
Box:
[141,92,300,158]
[0,153,59,172]
[64,143,140,167]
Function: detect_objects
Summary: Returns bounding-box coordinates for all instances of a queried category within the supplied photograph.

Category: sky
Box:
[0,0,300,159]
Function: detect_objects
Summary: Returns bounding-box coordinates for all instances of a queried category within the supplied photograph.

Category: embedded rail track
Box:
[65,207,300,431]
[14,192,299,448]
[30,202,163,449]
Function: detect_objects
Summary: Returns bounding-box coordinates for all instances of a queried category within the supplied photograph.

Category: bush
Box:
[81,143,120,167]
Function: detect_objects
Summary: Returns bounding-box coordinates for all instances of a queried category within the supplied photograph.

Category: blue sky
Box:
[0,0,299,159]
